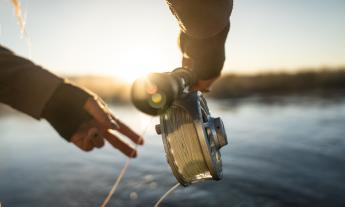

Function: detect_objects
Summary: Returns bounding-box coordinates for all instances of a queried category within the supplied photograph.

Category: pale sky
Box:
[1,0,345,82]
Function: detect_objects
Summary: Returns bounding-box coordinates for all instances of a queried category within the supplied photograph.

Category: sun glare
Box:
[115,67,149,83]
[104,45,180,83]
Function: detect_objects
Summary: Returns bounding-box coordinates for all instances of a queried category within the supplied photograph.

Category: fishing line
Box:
[153,183,180,207]
[100,117,154,207]
[163,106,212,183]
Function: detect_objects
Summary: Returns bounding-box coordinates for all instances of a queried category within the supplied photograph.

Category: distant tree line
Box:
[2,68,344,115]
[210,68,345,99]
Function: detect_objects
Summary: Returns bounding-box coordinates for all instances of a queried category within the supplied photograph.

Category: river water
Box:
[1,97,345,207]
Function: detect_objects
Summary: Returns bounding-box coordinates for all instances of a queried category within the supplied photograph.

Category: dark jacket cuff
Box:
[179,23,230,80]
[42,82,92,141]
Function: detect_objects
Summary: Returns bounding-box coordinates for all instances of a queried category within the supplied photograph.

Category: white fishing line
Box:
[163,106,212,184]
[100,157,131,207]
[100,117,153,207]
[154,183,180,207]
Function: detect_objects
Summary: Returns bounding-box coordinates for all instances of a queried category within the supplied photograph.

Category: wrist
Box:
[42,82,92,141]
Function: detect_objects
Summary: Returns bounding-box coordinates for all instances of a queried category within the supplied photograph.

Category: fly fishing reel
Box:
[131,68,228,186]
[155,91,227,186]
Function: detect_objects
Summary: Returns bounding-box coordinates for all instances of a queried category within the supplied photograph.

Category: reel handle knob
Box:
[155,124,162,135]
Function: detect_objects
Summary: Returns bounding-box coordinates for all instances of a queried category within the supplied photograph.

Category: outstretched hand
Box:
[70,97,143,157]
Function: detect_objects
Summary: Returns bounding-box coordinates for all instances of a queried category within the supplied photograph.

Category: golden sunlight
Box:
[105,46,180,83]
[115,67,150,83]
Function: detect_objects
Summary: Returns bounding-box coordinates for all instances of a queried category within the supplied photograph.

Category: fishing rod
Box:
[131,68,229,186]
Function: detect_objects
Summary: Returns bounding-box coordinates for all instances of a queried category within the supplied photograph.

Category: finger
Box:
[71,126,88,150]
[103,130,137,158]
[84,98,118,130]
[71,135,84,149]
[71,135,94,152]
[191,83,210,92]
[191,78,216,92]
[82,138,95,152]
[111,115,144,145]
[71,133,84,144]
[95,98,120,129]
[87,128,104,148]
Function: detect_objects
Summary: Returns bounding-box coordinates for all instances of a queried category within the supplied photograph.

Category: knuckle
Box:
[83,147,94,152]
[96,142,105,148]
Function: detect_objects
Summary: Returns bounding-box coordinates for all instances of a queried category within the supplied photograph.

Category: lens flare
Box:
[151,93,162,104]
[146,83,158,95]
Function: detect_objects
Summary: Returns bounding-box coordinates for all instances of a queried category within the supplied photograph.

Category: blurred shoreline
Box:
[1,67,345,116]
[69,67,345,102]
[211,67,345,99]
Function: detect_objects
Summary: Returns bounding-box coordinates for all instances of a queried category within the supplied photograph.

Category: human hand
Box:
[191,77,217,92]
[70,97,143,157]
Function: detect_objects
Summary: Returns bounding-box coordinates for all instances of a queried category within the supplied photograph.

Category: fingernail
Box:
[130,150,138,158]
[137,136,144,145]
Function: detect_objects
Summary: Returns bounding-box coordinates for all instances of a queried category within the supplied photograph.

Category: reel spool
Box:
[155,91,228,186]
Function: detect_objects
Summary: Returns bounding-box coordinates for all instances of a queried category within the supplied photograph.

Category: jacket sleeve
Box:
[166,0,233,80]
[0,45,93,140]
[0,45,63,119]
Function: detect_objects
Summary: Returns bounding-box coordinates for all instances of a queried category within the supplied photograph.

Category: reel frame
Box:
[156,91,228,186]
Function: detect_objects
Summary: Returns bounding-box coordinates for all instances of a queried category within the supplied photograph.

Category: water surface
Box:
[1,98,345,207]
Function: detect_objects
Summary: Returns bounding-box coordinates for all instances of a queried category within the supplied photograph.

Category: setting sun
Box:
[105,45,180,83]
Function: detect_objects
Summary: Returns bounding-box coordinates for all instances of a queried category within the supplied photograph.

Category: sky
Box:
[0,0,345,82]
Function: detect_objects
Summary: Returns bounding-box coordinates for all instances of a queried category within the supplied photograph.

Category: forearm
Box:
[179,24,230,80]
[0,45,93,140]
[0,45,63,119]
[166,0,233,80]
